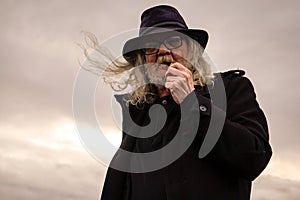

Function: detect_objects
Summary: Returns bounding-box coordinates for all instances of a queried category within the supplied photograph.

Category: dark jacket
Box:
[100,70,272,200]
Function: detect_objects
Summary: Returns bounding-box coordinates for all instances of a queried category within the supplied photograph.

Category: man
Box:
[98,5,272,200]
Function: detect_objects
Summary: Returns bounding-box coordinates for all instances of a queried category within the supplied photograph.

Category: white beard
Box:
[145,55,175,86]
[145,63,168,86]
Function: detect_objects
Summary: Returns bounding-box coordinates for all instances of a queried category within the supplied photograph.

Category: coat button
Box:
[199,105,207,112]
[162,100,167,105]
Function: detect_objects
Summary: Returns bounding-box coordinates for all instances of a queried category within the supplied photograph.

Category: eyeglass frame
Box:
[142,35,186,55]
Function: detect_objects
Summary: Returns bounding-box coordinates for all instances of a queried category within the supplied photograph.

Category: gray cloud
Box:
[0,130,106,200]
[252,175,300,200]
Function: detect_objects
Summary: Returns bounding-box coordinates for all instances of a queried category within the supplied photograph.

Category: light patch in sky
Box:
[103,128,122,148]
[30,121,84,152]
[263,155,300,181]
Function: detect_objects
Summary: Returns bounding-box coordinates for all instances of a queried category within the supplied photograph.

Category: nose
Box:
[158,43,170,55]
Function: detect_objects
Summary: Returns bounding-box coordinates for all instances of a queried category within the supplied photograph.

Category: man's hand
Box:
[165,62,194,104]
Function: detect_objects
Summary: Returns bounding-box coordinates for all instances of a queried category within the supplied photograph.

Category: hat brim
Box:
[122,29,208,63]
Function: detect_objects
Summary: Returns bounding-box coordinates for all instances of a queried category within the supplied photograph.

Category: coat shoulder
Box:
[220,69,246,79]
[212,69,248,92]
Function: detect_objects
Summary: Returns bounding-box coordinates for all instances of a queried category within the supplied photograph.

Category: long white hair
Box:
[80,32,214,107]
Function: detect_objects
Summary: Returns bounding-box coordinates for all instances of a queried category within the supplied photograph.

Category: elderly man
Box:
[97,5,272,200]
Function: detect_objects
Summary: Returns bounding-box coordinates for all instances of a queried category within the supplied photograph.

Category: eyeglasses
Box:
[142,35,183,55]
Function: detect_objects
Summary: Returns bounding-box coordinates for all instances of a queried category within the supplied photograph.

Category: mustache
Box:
[157,56,175,65]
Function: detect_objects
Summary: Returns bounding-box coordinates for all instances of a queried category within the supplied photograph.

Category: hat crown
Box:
[139,5,188,36]
[122,5,209,63]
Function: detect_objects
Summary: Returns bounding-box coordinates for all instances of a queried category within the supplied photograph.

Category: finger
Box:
[166,63,193,81]
[165,76,190,92]
[165,75,185,83]
[165,67,183,77]
[166,69,194,90]
[165,68,192,87]
[165,81,173,91]
[170,62,192,74]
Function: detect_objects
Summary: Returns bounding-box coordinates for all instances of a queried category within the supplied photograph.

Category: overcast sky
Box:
[1,0,300,199]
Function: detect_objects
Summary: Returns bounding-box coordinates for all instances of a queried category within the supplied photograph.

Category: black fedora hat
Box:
[122,5,209,63]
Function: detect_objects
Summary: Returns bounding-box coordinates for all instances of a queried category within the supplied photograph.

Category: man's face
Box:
[143,33,189,85]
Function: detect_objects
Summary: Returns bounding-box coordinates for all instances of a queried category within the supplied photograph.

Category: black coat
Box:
[100,70,272,200]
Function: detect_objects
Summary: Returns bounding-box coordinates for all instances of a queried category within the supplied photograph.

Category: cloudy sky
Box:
[1,0,300,199]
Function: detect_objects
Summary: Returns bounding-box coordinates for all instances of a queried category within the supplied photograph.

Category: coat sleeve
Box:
[100,94,132,200]
[100,167,130,200]
[181,73,272,181]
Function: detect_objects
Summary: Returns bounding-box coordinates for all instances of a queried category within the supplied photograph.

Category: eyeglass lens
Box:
[143,36,183,55]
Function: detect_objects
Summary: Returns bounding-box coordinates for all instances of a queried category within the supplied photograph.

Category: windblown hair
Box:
[80,32,214,107]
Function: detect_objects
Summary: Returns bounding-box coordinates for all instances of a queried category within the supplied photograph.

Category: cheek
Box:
[145,54,157,63]
[172,50,188,63]
[171,45,188,61]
